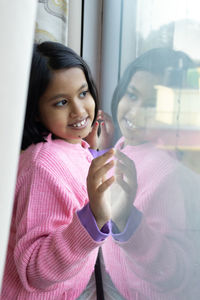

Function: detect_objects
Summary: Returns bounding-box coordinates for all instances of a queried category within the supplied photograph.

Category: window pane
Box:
[99,1,200,299]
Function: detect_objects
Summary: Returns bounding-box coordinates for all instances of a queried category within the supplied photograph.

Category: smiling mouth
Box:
[123,118,137,129]
[68,117,88,129]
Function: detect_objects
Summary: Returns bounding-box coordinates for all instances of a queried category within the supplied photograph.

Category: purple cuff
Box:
[89,148,111,158]
[77,203,111,241]
[111,206,142,242]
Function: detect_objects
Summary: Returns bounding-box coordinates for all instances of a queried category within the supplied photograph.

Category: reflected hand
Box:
[110,150,137,231]
[97,110,115,150]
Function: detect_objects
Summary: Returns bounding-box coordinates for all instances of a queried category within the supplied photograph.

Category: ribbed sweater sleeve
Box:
[77,203,111,241]
[13,160,101,293]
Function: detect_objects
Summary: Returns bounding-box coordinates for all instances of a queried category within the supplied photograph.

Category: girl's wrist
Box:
[90,205,110,230]
[96,220,108,230]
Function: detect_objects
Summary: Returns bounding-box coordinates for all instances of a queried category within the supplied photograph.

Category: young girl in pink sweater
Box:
[0,42,115,299]
[93,48,200,299]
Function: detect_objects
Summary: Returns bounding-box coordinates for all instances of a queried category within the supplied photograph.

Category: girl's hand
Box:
[84,120,99,149]
[87,149,115,229]
[97,110,115,150]
[84,110,115,150]
[110,150,138,231]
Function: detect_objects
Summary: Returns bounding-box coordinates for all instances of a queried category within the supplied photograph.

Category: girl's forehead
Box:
[49,68,87,87]
[127,71,161,93]
[129,71,160,87]
[40,68,88,101]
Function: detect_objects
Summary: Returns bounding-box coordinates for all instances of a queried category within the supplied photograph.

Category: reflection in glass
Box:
[90,1,200,299]
[99,46,200,300]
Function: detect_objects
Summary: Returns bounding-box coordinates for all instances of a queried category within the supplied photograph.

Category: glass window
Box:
[97,1,200,299]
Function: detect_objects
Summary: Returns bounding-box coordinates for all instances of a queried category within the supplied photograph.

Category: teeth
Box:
[72,119,86,127]
[127,120,133,127]
[126,119,135,128]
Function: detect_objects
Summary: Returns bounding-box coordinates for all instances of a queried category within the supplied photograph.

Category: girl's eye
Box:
[79,90,88,99]
[126,91,137,101]
[55,99,67,107]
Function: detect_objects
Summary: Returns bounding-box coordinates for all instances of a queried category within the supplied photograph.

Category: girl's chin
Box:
[70,131,92,142]
[123,131,149,146]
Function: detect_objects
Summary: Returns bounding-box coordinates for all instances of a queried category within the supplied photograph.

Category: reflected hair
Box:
[22,41,99,150]
[111,47,196,126]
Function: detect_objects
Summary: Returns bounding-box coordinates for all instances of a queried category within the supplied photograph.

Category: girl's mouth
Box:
[68,117,88,129]
[123,117,136,129]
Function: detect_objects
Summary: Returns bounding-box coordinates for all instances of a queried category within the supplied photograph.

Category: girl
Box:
[1,42,115,299]
[96,48,200,299]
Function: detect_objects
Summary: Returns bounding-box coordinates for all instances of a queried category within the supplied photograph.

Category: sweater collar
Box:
[115,136,155,153]
[46,134,90,150]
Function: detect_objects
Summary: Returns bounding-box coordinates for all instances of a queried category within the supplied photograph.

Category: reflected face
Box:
[117,71,161,146]
[38,68,95,144]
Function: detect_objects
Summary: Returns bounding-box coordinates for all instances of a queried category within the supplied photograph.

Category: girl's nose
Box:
[70,99,85,118]
[125,106,138,119]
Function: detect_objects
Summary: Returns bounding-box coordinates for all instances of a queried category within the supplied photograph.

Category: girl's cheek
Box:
[117,103,123,118]
[118,98,130,115]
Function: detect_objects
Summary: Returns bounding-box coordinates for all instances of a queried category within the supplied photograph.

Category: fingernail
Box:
[95,121,98,125]
[101,122,104,126]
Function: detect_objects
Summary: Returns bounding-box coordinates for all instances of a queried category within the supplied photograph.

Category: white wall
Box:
[0,0,37,288]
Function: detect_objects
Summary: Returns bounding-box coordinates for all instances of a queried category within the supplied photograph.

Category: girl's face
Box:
[117,71,162,146]
[38,67,95,144]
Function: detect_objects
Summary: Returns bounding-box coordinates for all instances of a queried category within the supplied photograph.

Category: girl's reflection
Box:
[117,70,161,146]
[100,48,200,300]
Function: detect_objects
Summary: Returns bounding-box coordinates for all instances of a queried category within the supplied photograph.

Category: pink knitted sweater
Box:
[2,135,200,300]
[1,135,104,300]
[102,137,200,300]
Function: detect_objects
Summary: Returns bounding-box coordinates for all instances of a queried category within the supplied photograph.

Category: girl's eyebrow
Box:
[127,85,138,93]
[78,83,88,91]
[47,83,88,102]
[48,94,68,102]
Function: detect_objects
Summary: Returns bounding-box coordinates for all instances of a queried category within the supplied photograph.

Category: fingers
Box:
[98,110,112,122]
[95,110,114,150]
[115,160,135,180]
[87,148,115,192]
[116,149,136,173]
[115,149,133,166]
[90,148,115,171]
[92,160,115,185]
[96,111,105,123]
[97,109,104,119]
[116,174,135,195]
[90,121,99,137]
[97,175,115,193]
[84,121,99,149]
[100,121,107,135]
[114,150,137,196]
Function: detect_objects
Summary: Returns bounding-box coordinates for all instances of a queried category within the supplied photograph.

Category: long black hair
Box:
[111,47,196,130]
[22,41,99,150]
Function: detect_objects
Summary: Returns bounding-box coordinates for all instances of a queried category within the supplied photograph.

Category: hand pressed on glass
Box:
[85,110,114,150]
[110,150,138,231]
[87,148,115,229]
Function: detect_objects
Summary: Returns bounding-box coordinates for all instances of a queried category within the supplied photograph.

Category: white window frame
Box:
[0,0,38,288]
